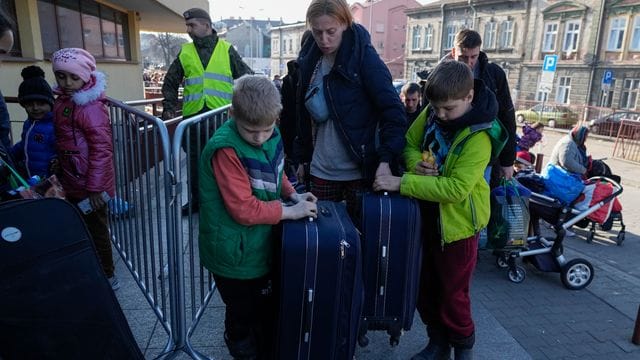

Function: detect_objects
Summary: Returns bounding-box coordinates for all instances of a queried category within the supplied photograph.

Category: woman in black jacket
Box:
[283,0,406,218]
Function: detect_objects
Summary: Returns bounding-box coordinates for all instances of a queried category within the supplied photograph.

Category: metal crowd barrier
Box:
[107,97,231,359]
[107,98,180,358]
[171,105,231,359]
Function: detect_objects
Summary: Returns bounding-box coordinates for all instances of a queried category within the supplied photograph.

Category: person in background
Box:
[443,29,516,187]
[549,124,590,176]
[513,150,535,174]
[517,121,544,152]
[0,7,17,201]
[51,48,118,290]
[11,65,57,180]
[199,75,317,359]
[400,82,423,128]
[272,74,282,92]
[162,8,252,215]
[285,0,406,219]
[373,60,506,360]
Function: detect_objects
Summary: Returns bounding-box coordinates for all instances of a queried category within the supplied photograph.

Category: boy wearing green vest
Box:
[373,61,507,360]
[199,75,318,359]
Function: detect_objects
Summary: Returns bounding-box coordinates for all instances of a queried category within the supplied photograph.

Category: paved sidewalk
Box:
[114,128,640,359]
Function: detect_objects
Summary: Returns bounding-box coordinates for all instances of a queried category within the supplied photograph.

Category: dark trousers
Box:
[213,273,275,359]
[310,175,365,223]
[79,205,114,278]
[182,122,213,205]
[416,204,477,348]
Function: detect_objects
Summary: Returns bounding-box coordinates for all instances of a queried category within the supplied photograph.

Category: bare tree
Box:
[140,32,187,69]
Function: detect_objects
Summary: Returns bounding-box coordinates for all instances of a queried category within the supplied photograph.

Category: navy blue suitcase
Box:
[359,192,422,346]
[277,201,363,360]
[0,198,143,360]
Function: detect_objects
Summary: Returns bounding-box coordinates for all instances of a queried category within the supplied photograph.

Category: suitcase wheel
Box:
[389,334,400,347]
[358,334,369,347]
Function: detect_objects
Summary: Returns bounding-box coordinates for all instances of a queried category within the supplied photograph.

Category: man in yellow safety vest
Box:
[162,8,252,215]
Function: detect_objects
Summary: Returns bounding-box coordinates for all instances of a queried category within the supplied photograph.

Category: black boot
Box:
[451,332,474,360]
[453,347,473,360]
[224,331,257,360]
[411,326,451,360]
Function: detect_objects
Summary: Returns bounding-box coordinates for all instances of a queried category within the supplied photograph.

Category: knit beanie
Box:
[18,65,54,107]
[51,48,96,83]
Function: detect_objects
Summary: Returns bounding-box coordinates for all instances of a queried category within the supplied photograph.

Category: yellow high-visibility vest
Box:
[179,40,233,116]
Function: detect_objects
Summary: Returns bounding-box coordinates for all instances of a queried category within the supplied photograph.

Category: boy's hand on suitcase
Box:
[282,200,318,220]
[290,192,318,204]
[372,175,401,192]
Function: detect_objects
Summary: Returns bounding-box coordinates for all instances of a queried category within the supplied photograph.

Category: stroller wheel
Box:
[616,231,625,246]
[508,266,526,283]
[495,254,509,269]
[560,259,594,290]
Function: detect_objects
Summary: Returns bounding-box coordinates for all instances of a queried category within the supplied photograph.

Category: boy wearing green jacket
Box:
[199,75,318,359]
[373,60,506,360]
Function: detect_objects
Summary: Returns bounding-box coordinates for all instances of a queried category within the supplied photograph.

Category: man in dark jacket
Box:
[161,8,252,214]
[443,29,516,186]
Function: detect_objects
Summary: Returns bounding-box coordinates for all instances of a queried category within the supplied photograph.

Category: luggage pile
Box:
[277,192,422,359]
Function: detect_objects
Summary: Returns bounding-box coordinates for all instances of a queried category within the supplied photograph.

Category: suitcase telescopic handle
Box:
[379,245,388,296]
[303,289,314,342]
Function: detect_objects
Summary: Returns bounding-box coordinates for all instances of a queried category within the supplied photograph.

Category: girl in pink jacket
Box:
[51,48,119,290]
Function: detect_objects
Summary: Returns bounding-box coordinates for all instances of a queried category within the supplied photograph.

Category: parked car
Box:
[515,104,579,128]
[589,111,640,136]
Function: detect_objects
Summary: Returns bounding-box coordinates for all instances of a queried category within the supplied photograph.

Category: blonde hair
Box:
[306,0,353,27]
[424,61,474,103]
[232,75,282,126]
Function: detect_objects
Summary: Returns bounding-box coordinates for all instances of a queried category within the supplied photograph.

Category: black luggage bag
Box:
[277,201,363,360]
[359,192,422,346]
[0,198,143,360]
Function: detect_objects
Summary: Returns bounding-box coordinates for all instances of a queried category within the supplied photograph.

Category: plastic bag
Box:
[541,163,585,205]
[487,179,530,249]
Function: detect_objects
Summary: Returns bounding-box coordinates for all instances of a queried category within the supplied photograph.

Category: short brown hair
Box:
[400,82,421,97]
[306,0,353,28]
[232,75,282,127]
[424,61,474,103]
[455,29,482,50]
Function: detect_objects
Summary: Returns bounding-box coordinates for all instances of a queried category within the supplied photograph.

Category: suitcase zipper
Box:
[340,239,350,259]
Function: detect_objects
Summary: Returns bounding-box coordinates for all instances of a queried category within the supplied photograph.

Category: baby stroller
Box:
[575,159,626,245]
[494,175,623,290]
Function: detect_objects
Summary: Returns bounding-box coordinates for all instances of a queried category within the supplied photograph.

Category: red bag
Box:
[573,180,617,224]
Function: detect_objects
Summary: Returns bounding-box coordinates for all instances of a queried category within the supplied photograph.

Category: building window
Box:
[445,25,457,49]
[542,22,558,52]
[556,76,571,104]
[412,26,421,50]
[536,91,549,102]
[620,79,639,110]
[631,17,640,51]
[483,21,497,49]
[2,0,21,57]
[562,21,580,53]
[288,39,292,53]
[423,25,433,50]
[499,20,514,48]
[607,17,627,51]
[37,0,129,60]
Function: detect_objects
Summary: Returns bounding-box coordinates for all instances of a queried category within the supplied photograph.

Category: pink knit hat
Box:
[51,48,96,82]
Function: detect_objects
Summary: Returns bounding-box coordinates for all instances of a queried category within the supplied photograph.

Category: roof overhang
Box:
[106,0,208,33]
